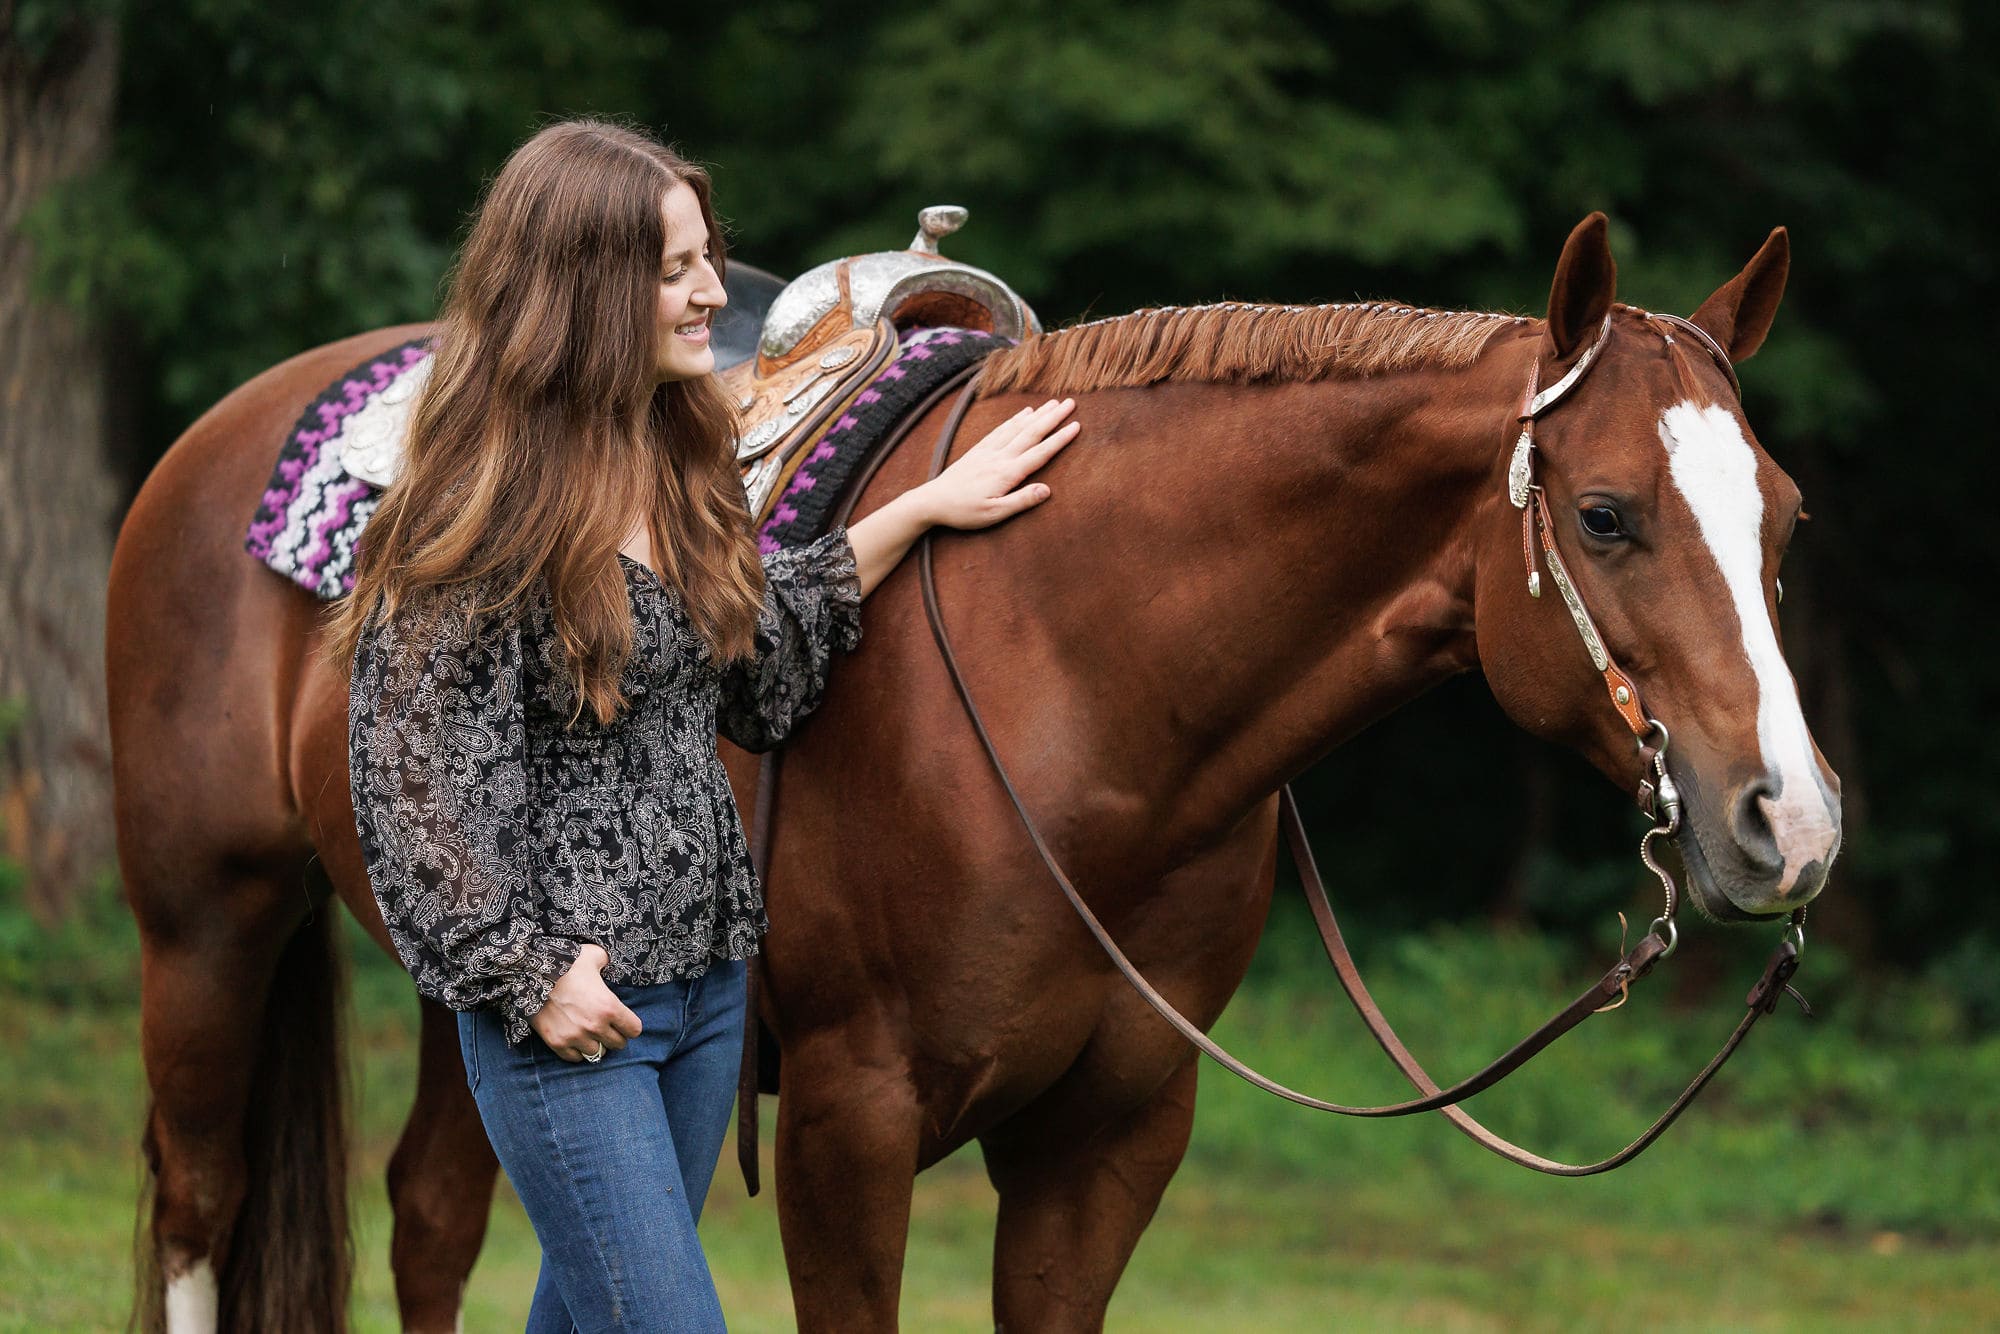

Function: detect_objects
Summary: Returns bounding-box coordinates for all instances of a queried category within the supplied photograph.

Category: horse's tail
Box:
[131,901,353,1333]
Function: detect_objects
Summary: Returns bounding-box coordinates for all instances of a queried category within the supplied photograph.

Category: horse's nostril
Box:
[1730,779,1784,875]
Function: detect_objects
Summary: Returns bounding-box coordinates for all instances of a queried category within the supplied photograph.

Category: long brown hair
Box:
[323,118,765,726]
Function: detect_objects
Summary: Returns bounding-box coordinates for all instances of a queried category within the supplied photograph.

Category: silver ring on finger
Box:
[583,1042,605,1063]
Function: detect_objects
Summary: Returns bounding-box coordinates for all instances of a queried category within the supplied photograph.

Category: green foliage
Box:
[4,0,117,65]
[1199,899,2000,1236]
[0,698,137,1005]
[0,697,127,1002]
[0,864,138,1008]
[6,920,1999,1327]
[25,0,676,422]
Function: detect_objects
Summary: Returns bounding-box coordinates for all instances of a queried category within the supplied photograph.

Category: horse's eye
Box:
[1579,505,1625,539]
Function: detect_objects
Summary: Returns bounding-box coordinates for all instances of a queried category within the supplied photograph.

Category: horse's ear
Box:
[1545,212,1617,359]
[1690,227,1789,362]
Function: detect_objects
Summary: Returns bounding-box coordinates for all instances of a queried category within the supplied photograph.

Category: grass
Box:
[3,896,1998,1330]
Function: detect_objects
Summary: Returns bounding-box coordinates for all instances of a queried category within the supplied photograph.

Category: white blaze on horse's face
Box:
[165,1259,219,1333]
[1659,400,1840,904]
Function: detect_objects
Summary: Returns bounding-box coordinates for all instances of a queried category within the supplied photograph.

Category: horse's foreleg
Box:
[774,1030,923,1333]
[979,1059,1198,1334]
[386,996,500,1333]
[974,805,1270,1332]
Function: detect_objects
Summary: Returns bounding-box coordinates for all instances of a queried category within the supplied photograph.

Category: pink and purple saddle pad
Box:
[243,327,1007,601]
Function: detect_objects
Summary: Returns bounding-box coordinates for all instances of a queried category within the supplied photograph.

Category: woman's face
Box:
[654,181,728,384]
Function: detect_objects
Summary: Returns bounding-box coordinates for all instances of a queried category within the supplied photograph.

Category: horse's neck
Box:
[1029,358,1519,851]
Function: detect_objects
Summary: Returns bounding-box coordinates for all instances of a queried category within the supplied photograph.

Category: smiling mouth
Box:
[674,316,711,341]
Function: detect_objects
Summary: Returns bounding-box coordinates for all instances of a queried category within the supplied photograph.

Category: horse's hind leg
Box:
[978,1059,1198,1334]
[386,997,501,1332]
[132,858,336,1332]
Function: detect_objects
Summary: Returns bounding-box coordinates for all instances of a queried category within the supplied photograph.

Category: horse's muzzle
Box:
[1679,769,1841,921]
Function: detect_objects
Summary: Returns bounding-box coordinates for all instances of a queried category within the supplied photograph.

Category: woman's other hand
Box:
[918,397,1079,530]
[531,943,643,1062]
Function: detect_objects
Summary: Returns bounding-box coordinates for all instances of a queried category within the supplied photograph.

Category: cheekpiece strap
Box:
[1527,481,1652,740]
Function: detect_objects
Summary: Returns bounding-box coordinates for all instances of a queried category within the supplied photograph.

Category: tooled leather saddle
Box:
[727,205,1039,522]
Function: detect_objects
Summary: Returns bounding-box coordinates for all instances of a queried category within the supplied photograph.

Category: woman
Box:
[325,118,1078,1331]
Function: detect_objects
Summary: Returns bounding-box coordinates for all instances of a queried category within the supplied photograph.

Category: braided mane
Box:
[976,300,1532,398]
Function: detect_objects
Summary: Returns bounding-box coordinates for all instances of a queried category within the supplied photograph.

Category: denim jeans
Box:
[457,956,747,1333]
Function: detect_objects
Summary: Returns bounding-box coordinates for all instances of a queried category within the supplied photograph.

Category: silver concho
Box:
[1507,430,1535,509]
[339,355,436,489]
[735,417,783,461]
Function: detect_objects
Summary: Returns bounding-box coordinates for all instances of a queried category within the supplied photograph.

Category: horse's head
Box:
[1476,214,1840,921]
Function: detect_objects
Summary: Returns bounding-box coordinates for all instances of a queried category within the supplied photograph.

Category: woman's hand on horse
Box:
[920,397,1079,529]
[847,397,1079,597]
[530,943,644,1062]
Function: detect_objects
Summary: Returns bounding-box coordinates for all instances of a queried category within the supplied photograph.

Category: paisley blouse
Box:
[348,529,862,1047]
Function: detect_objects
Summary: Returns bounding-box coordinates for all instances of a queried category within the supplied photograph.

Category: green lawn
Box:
[4,910,1998,1330]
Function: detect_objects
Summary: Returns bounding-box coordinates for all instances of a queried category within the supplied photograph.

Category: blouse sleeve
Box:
[717,526,865,753]
[348,588,583,1046]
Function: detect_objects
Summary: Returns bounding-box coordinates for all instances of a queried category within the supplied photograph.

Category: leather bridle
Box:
[910,311,1810,1176]
[1508,307,1797,956]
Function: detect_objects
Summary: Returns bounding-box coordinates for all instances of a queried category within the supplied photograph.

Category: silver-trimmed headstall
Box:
[1627,308,1742,400]
[1508,312,1613,513]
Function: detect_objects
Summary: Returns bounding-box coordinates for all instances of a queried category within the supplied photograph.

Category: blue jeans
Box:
[457,957,747,1333]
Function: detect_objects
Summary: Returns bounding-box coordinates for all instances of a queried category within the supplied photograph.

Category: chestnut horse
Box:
[111,213,1839,1331]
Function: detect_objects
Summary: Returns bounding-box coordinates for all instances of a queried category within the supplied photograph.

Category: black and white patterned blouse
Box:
[348,529,862,1047]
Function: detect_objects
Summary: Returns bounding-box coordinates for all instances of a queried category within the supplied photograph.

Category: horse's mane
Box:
[976,300,1532,398]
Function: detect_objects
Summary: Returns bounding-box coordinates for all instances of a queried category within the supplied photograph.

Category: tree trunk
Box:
[0,8,122,914]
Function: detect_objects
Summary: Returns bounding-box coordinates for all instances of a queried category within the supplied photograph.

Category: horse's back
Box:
[108,325,430,886]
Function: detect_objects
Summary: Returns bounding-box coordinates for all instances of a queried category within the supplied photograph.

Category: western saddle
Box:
[725,205,1039,522]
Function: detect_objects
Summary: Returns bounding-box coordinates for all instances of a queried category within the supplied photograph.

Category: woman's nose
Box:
[699,266,728,309]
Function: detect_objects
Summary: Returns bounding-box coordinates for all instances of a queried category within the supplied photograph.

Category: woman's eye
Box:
[662,250,712,283]
[1579,505,1625,539]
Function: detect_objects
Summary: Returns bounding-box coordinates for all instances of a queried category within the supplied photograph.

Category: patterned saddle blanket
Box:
[243,326,1007,600]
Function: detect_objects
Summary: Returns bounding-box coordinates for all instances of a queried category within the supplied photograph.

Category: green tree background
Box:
[24,0,1994,998]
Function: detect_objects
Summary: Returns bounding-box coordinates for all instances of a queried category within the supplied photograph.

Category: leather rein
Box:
[911,312,1809,1176]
